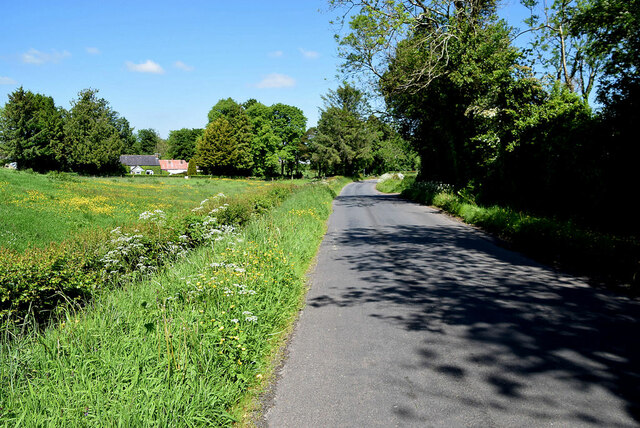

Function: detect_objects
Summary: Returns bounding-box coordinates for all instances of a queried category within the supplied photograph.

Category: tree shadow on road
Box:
[309,219,640,426]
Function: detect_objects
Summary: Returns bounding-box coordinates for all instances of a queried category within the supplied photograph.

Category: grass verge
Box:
[0,177,349,426]
[390,179,640,293]
[375,173,416,193]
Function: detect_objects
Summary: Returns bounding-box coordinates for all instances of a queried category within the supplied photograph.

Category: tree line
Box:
[330,0,638,235]
[1,88,417,177]
[0,88,170,175]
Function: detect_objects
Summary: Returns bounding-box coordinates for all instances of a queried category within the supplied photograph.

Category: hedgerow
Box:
[0,183,297,327]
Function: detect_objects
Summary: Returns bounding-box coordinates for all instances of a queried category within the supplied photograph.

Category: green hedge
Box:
[0,183,298,326]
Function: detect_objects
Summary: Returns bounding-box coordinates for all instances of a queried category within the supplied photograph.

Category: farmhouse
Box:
[120,155,160,175]
[159,159,189,175]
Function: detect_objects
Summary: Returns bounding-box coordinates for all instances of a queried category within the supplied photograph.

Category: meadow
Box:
[0,177,349,426]
[0,169,257,251]
[1,169,314,324]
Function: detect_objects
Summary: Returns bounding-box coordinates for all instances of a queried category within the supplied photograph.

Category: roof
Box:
[159,159,188,170]
[119,155,160,166]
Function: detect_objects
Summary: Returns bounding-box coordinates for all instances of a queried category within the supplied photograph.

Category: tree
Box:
[134,128,161,155]
[245,102,281,177]
[368,116,418,174]
[270,103,307,176]
[205,98,253,173]
[572,0,640,232]
[312,84,377,176]
[0,87,64,172]
[187,157,197,176]
[61,89,132,175]
[519,0,601,102]
[196,117,252,175]
[167,128,203,160]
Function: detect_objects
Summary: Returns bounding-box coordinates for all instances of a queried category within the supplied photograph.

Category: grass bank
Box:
[0,172,306,325]
[0,178,349,426]
[379,177,639,293]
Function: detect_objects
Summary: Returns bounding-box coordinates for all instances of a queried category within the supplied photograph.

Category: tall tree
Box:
[206,98,253,173]
[572,0,640,228]
[313,84,377,176]
[270,103,307,176]
[196,116,252,175]
[134,128,161,155]
[245,102,281,177]
[0,87,64,172]
[61,89,131,175]
[167,128,203,160]
[519,0,601,102]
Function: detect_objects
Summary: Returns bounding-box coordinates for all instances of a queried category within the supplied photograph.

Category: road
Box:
[262,180,640,427]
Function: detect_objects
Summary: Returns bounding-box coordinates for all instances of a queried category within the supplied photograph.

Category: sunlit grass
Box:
[0,177,350,426]
[0,169,271,251]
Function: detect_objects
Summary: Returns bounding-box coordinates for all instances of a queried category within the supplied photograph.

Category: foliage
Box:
[60,89,133,175]
[197,117,252,175]
[519,0,601,101]
[375,172,414,193]
[0,178,349,426]
[270,103,307,176]
[134,128,162,155]
[200,99,253,175]
[401,180,640,288]
[0,87,64,172]
[367,116,418,173]
[572,0,639,107]
[187,158,197,176]
[245,102,284,177]
[572,0,640,228]
[167,128,203,161]
[311,83,378,176]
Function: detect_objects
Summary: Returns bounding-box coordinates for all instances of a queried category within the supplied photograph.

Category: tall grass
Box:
[0,169,259,251]
[0,178,349,426]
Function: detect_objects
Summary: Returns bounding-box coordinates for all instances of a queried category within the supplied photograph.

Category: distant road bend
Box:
[264,180,640,427]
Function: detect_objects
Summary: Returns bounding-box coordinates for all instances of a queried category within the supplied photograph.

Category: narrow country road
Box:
[262,180,640,427]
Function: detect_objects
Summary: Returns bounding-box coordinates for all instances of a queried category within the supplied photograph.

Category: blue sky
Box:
[1,1,531,139]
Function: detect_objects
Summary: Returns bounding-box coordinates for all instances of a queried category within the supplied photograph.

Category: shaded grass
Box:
[398,181,640,292]
[0,178,350,426]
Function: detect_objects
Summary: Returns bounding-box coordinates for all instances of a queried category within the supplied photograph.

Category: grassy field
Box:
[0,169,260,251]
[0,178,349,426]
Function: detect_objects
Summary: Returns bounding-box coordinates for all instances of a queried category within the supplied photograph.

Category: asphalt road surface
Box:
[263,180,639,427]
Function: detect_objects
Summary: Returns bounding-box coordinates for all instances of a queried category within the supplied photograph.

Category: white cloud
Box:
[256,73,296,88]
[268,50,284,58]
[21,48,71,65]
[174,60,194,71]
[125,60,165,74]
[86,47,100,55]
[0,76,17,85]
[299,48,320,59]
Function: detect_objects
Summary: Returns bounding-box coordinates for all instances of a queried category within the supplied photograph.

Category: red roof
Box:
[159,159,188,170]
